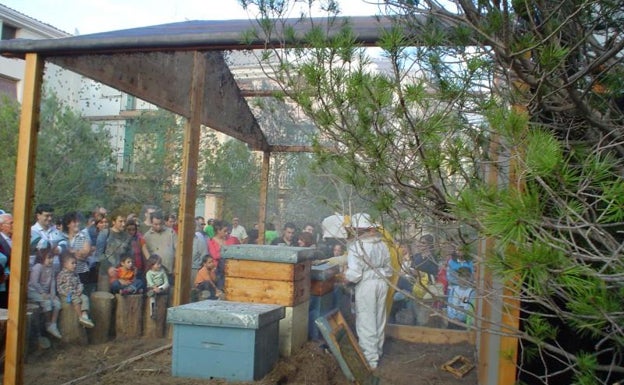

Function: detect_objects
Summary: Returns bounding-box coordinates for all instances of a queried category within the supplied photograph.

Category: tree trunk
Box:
[59,302,88,345]
[143,294,168,338]
[88,291,115,344]
[115,294,143,338]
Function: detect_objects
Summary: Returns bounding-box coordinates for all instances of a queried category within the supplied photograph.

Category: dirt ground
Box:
[16,335,478,385]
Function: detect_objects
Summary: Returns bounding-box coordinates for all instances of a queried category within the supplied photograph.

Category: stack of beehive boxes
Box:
[222,244,323,357]
[309,262,341,340]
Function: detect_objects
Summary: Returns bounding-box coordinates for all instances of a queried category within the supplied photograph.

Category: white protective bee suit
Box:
[344,213,393,369]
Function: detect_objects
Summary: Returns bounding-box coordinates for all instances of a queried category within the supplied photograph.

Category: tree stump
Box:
[115,294,143,338]
[59,302,88,345]
[88,291,115,344]
[97,274,110,293]
[25,303,41,353]
[143,294,169,338]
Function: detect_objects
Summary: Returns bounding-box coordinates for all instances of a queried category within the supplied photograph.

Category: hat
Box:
[321,214,348,239]
[350,213,375,229]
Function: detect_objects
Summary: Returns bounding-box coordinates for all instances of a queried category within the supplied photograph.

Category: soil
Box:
[16,336,478,385]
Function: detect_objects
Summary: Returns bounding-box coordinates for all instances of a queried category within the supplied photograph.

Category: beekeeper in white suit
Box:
[344,213,393,369]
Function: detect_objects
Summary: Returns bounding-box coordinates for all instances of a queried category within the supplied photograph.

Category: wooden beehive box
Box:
[167,300,284,381]
[311,262,341,296]
[223,245,323,307]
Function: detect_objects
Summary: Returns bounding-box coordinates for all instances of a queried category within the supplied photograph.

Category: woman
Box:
[207,220,235,290]
[61,212,92,294]
[125,219,145,280]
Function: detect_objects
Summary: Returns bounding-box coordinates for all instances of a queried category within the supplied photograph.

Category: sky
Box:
[2,0,384,35]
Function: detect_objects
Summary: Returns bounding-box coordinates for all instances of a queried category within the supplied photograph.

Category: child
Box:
[447,267,475,330]
[193,254,223,300]
[56,254,95,328]
[145,254,170,319]
[108,255,144,295]
[28,239,62,339]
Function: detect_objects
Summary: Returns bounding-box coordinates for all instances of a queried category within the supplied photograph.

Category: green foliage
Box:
[525,129,563,177]
[35,91,115,213]
[107,109,183,212]
[246,1,624,382]
[202,138,261,224]
[0,96,20,210]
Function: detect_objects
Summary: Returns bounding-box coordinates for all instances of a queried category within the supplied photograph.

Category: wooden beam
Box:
[268,145,315,153]
[4,52,44,385]
[386,324,475,345]
[257,151,270,245]
[172,51,205,307]
[201,52,269,151]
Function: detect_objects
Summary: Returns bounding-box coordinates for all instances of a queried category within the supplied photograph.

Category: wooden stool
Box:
[59,302,88,345]
[143,294,168,338]
[88,291,115,344]
[115,294,143,338]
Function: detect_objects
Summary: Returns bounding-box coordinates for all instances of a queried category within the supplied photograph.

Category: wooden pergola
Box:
[0,16,516,385]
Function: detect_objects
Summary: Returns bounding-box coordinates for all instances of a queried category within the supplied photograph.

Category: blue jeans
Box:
[110,278,144,294]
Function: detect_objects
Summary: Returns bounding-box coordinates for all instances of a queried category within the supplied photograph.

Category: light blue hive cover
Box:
[222,244,325,263]
[167,300,284,329]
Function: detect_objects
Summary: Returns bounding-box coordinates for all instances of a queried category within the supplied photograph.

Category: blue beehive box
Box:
[167,300,285,381]
[308,291,336,340]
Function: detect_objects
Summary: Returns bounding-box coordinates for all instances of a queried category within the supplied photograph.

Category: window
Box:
[1,24,17,40]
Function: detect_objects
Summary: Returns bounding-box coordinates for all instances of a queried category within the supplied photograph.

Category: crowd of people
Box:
[0,204,475,371]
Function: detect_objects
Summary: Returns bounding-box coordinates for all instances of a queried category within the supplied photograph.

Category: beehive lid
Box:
[167,300,284,329]
[311,262,341,281]
[222,244,325,264]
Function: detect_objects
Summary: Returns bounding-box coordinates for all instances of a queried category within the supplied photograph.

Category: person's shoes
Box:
[127,285,137,294]
[79,315,94,328]
[46,324,62,339]
[120,288,130,295]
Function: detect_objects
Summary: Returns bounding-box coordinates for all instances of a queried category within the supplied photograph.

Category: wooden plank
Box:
[4,52,43,385]
[224,276,310,306]
[49,51,269,151]
[173,51,204,307]
[225,259,310,281]
[49,52,193,118]
[315,310,375,385]
[385,324,476,345]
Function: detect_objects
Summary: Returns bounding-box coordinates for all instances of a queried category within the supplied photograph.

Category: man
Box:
[31,204,65,272]
[95,211,131,292]
[165,213,178,233]
[0,213,12,261]
[191,217,209,287]
[0,213,13,308]
[142,211,177,279]
[271,222,297,246]
[230,217,248,244]
[344,213,393,369]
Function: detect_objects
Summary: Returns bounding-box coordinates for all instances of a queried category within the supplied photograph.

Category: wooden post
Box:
[88,291,115,344]
[173,51,205,307]
[58,302,88,345]
[257,151,270,245]
[4,53,44,385]
[143,294,168,338]
[115,294,144,338]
